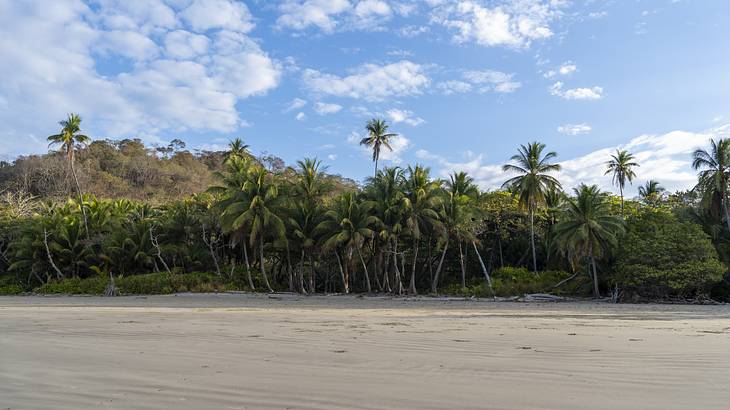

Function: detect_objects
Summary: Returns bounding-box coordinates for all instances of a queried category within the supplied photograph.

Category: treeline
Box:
[1,115,729,301]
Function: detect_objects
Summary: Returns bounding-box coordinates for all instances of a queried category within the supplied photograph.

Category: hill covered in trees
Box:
[1,115,729,302]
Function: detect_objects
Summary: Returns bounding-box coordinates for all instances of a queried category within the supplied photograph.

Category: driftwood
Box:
[521,293,564,302]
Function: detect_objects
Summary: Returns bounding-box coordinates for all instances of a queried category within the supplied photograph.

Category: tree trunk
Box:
[458,240,466,288]
[357,247,372,293]
[335,250,348,293]
[308,254,316,293]
[619,184,625,217]
[260,240,273,293]
[590,245,600,298]
[393,240,402,295]
[243,243,255,291]
[409,238,419,295]
[472,241,493,294]
[43,229,63,280]
[724,192,730,231]
[299,250,307,294]
[285,242,294,292]
[431,239,449,293]
[382,249,391,293]
[530,209,538,273]
[69,156,90,239]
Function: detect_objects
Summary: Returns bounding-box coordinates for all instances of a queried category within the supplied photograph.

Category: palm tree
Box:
[217,161,285,292]
[605,149,639,215]
[403,165,442,294]
[502,142,561,272]
[318,192,378,293]
[47,113,91,237]
[225,137,249,163]
[692,138,730,230]
[360,119,397,177]
[638,180,665,206]
[553,184,624,298]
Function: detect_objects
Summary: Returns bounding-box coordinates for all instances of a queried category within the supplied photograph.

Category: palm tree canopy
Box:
[605,149,639,189]
[360,118,397,162]
[692,138,730,213]
[553,184,625,261]
[225,138,249,162]
[47,113,90,160]
[502,141,562,212]
[638,180,665,203]
[403,165,443,240]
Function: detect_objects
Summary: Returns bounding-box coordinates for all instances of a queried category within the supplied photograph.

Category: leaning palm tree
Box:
[502,142,561,272]
[403,165,442,294]
[360,118,397,177]
[692,138,730,230]
[605,149,639,215]
[47,113,91,237]
[638,180,665,206]
[553,184,624,298]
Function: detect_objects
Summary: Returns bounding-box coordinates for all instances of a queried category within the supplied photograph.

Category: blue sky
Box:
[2,0,730,195]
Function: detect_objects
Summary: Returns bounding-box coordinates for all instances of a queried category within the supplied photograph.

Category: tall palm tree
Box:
[318,192,378,293]
[692,138,730,230]
[225,137,249,163]
[403,165,442,294]
[502,142,561,272]
[47,113,91,237]
[638,180,665,206]
[360,119,397,177]
[605,149,639,215]
[553,184,624,298]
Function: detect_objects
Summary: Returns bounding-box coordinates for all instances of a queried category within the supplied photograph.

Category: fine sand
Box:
[1,294,730,409]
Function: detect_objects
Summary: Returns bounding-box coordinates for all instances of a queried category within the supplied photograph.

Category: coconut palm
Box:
[692,138,730,229]
[47,113,91,237]
[402,165,442,294]
[638,180,665,206]
[360,119,397,177]
[605,149,639,215]
[318,192,378,293]
[553,184,624,298]
[217,162,285,292]
[225,138,249,163]
[502,142,561,272]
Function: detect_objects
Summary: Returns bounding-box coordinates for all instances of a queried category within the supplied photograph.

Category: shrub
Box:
[443,267,584,297]
[614,210,726,299]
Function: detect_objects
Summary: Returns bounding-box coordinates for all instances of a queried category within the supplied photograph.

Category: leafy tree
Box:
[615,210,725,299]
[502,142,561,272]
[605,149,639,215]
[360,119,397,177]
[552,184,625,297]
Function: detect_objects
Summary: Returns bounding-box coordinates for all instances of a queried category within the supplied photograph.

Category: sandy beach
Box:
[1,294,729,409]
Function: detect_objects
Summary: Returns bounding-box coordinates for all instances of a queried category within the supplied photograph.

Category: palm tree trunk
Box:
[472,241,493,293]
[308,254,316,293]
[259,240,273,293]
[723,192,730,230]
[382,249,391,293]
[69,157,90,238]
[299,250,307,294]
[393,240,403,295]
[409,238,419,295]
[374,156,379,178]
[619,185,625,217]
[530,208,538,273]
[431,239,449,293]
[357,247,372,293]
[590,244,599,298]
[335,250,348,293]
[458,240,466,288]
[243,243,255,291]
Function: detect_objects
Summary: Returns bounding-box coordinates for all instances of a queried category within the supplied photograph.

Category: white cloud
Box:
[296,112,307,121]
[543,61,577,78]
[350,129,411,164]
[549,81,603,100]
[276,0,351,33]
[386,108,425,126]
[284,98,308,112]
[431,0,566,49]
[314,102,343,115]
[437,69,520,95]
[180,0,255,33]
[437,80,473,95]
[328,153,338,160]
[302,60,430,101]
[0,0,281,151]
[557,123,591,135]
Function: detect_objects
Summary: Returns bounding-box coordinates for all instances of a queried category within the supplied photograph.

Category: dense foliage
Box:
[1,115,729,301]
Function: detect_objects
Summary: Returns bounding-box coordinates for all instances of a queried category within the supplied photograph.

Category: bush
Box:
[614,210,726,300]
[443,267,584,297]
[0,284,24,295]
[35,271,248,295]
